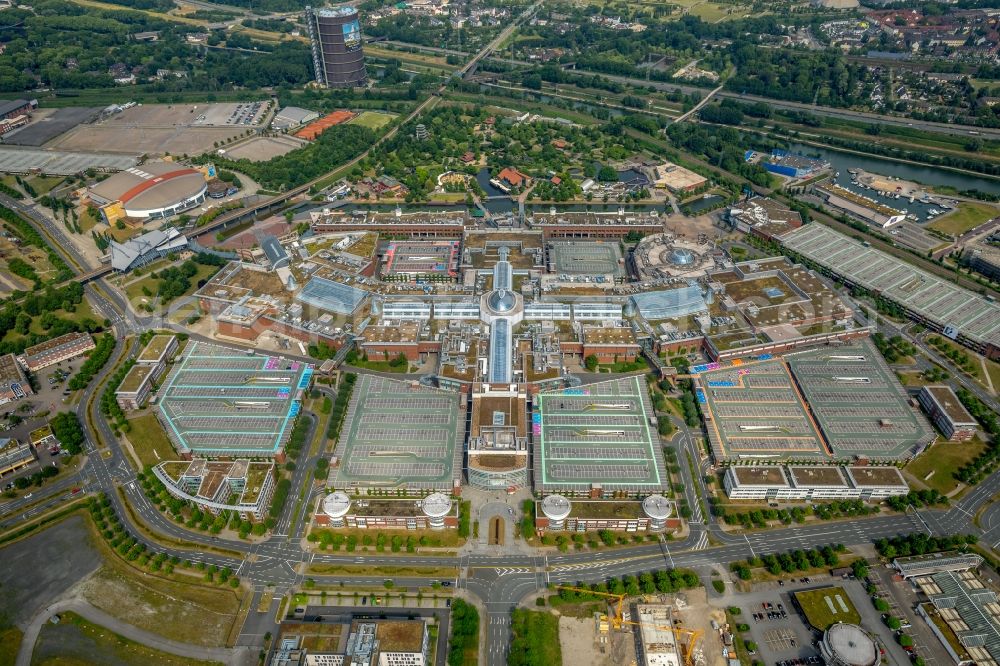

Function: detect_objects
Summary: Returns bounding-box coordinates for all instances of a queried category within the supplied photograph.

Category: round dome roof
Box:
[488,289,516,312]
[322,491,352,518]
[540,494,572,521]
[642,494,673,520]
[667,248,696,266]
[823,624,877,666]
[421,492,453,518]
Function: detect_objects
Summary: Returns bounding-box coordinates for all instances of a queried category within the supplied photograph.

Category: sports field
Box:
[333,375,463,491]
[348,111,396,130]
[156,341,313,458]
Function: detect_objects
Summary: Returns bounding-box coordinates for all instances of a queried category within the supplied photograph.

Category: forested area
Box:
[665,122,777,189]
[207,124,376,190]
[725,45,868,107]
[0,282,103,355]
[0,0,312,92]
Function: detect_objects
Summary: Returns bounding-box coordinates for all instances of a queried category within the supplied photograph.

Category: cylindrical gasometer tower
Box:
[305,6,367,88]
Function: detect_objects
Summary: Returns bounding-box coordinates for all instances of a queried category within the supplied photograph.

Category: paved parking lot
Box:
[870,565,953,666]
[730,572,922,666]
[734,581,823,666]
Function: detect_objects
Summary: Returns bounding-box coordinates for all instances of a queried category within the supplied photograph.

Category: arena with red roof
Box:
[88,161,209,221]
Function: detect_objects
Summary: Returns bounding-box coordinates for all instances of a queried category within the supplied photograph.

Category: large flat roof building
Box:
[533,375,668,497]
[156,341,313,460]
[0,353,31,406]
[332,374,462,493]
[154,459,275,521]
[0,437,34,477]
[19,332,95,373]
[88,161,208,223]
[723,464,908,500]
[780,223,1000,357]
[918,385,979,441]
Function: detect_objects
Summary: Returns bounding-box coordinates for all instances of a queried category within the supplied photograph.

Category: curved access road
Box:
[16,598,253,666]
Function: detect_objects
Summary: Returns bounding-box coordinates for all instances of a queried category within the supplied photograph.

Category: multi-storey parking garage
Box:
[156,342,313,458]
[698,339,933,463]
[333,375,463,492]
[533,376,668,497]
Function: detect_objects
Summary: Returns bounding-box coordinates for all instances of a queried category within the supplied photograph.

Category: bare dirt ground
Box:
[672,587,727,666]
[77,566,240,647]
[558,615,628,666]
[224,136,305,162]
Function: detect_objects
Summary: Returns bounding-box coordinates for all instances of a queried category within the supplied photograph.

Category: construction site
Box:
[552,584,726,666]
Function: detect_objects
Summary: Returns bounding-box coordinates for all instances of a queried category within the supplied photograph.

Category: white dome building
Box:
[819,624,877,666]
[540,494,572,531]
[421,492,453,530]
[321,491,352,527]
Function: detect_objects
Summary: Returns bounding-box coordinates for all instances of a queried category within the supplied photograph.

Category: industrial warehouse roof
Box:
[0,99,30,116]
[89,162,207,211]
[630,285,707,320]
[780,223,1000,348]
[922,570,1000,665]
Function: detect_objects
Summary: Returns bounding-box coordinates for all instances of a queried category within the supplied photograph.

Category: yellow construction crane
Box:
[552,586,702,665]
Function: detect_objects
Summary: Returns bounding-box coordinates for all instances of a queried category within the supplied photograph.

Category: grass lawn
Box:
[985,357,1000,392]
[429,192,468,202]
[905,437,988,495]
[305,563,458,578]
[77,208,100,233]
[793,587,861,630]
[31,611,224,666]
[928,202,999,236]
[124,412,177,468]
[347,111,396,130]
[25,176,66,196]
[510,609,561,665]
[0,626,22,665]
[78,562,242,649]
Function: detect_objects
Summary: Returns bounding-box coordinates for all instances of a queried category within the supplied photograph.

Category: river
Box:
[784,141,1000,196]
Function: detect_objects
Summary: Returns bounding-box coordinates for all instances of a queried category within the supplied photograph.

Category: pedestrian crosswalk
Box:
[691,532,709,550]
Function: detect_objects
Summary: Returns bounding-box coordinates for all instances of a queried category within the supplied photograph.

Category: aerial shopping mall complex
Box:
[122,207,981,535]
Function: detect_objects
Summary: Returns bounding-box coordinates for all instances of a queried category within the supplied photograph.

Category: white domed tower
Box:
[321,491,352,527]
[642,494,673,531]
[421,492,453,530]
[541,494,572,531]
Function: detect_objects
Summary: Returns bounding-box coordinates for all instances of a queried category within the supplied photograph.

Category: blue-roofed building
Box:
[630,286,707,320]
[296,276,368,315]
